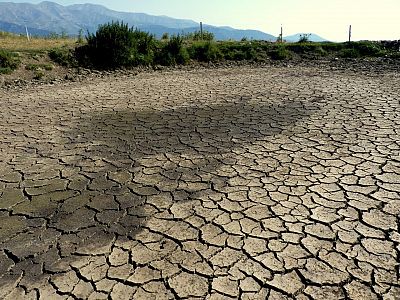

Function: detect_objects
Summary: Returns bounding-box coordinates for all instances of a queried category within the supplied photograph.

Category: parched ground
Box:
[0,65,399,299]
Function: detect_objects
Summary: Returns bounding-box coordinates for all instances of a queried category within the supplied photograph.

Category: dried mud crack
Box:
[0,65,399,299]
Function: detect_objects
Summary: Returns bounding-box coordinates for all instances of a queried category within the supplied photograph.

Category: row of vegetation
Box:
[66,22,400,68]
[1,21,399,73]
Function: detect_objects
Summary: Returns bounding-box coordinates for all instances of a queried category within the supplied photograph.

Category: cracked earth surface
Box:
[0,65,399,299]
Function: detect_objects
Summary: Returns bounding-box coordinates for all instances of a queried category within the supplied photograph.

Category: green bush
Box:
[25,64,38,71]
[0,49,20,73]
[320,42,346,52]
[339,48,360,58]
[337,42,385,58]
[77,21,156,69]
[156,35,189,66]
[286,43,327,57]
[77,29,84,44]
[0,67,13,74]
[315,46,327,56]
[49,47,75,67]
[287,43,317,53]
[132,29,156,65]
[218,42,258,61]
[33,70,45,80]
[188,41,222,62]
[351,41,385,57]
[298,34,311,43]
[184,30,214,41]
[161,33,169,40]
[25,63,53,71]
[230,49,247,60]
[269,45,291,60]
[388,52,400,59]
[43,64,54,71]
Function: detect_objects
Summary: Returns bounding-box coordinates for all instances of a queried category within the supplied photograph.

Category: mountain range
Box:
[0,1,327,42]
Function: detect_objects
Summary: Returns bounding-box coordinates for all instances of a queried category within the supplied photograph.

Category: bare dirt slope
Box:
[0,65,399,299]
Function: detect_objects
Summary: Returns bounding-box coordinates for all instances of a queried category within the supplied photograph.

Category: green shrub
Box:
[84,21,136,67]
[132,29,156,65]
[230,49,247,60]
[286,43,327,57]
[184,30,214,41]
[161,33,169,40]
[43,64,54,71]
[0,67,13,74]
[287,43,317,54]
[49,47,75,66]
[337,42,385,58]
[0,49,20,73]
[77,29,84,44]
[315,46,327,56]
[218,42,258,61]
[298,34,311,43]
[388,51,400,59]
[188,41,222,62]
[339,48,360,58]
[25,63,53,71]
[77,21,156,69]
[33,70,45,80]
[269,45,291,60]
[351,41,385,57]
[156,35,189,66]
[25,64,39,71]
[320,42,346,52]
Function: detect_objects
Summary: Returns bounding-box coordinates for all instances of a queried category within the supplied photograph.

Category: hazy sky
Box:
[2,0,399,41]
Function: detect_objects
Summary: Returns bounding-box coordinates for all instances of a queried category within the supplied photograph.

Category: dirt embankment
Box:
[1,54,399,91]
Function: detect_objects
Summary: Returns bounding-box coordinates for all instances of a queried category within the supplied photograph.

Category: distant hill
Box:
[200,25,275,41]
[141,25,275,41]
[284,33,328,42]
[0,1,276,41]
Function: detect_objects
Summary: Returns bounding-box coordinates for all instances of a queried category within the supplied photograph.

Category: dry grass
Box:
[0,32,77,52]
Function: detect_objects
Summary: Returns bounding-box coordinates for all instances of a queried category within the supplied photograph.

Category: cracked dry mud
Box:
[0,65,399,300]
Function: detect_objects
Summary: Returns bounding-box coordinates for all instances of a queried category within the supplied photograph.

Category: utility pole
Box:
[25,26,30,41]
[348,25,352,42]
[200,22,203,40]
[280,24,283,42]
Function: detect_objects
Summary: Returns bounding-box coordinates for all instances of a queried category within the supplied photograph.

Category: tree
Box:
[298,33,311,43]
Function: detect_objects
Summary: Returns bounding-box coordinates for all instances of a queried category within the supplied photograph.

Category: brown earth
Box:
[0,64,399,299]
[1,55,399,91]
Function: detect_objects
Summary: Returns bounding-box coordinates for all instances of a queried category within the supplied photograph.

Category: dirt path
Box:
[0,65,399,299]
